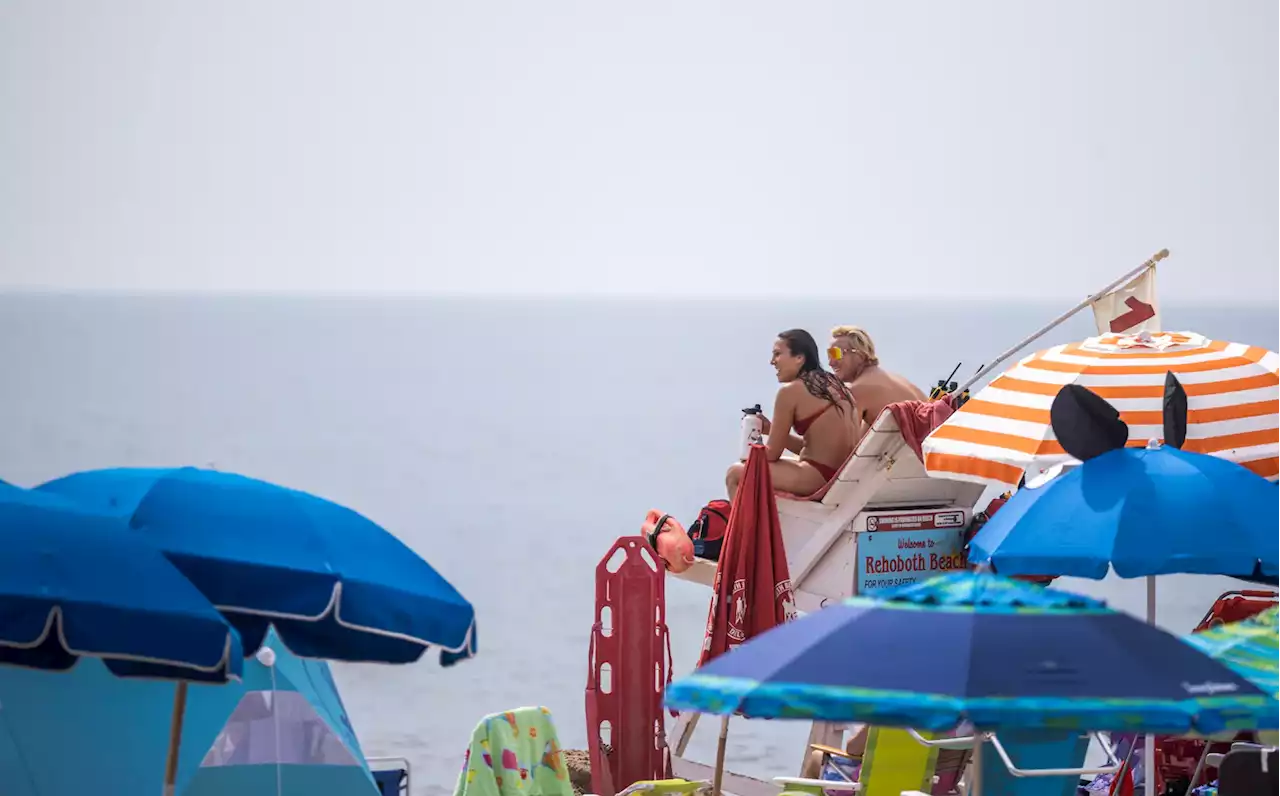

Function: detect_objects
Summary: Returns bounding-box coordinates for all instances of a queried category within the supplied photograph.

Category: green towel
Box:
[454,706,573,796]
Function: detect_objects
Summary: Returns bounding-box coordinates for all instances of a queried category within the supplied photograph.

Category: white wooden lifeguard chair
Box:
[666,409,987,796]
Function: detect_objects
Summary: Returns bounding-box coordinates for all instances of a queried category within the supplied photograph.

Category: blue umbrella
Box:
[38,466,476,796]
[968,442,1279,580]
[663,572,1277,736]
[0,481,242,682]
[39,467,476,665]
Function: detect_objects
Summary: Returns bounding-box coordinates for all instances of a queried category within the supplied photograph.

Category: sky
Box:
[0,1,1275,301]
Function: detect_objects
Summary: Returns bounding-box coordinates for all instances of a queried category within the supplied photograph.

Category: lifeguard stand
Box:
[666,410,986,796]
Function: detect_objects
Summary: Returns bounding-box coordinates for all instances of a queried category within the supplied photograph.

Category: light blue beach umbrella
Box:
[968,443,1279,581]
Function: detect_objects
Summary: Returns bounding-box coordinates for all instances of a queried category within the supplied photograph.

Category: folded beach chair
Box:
[773,727,944,796]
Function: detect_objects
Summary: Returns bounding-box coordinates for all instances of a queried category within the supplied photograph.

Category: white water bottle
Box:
[739,404,764,460]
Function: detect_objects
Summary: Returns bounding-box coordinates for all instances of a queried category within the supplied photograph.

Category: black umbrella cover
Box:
[1163,371,1188,450]
[1050,384,1129,462]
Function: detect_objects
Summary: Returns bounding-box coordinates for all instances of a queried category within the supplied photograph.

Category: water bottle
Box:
[739,404,764,460]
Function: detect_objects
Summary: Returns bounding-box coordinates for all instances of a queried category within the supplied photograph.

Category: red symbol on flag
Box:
[1109,297,1156,333]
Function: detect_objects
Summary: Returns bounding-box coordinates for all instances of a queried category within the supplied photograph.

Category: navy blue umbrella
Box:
[663,572,1277,736]
[39,467,476,665]
[0,480,242,681]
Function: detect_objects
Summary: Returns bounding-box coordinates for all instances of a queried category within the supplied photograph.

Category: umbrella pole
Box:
[712,715,730,796]
[162,681,189,796]
[1143,575,1156,796]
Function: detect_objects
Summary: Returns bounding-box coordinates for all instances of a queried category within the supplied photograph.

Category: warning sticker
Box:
[864,510,964,532]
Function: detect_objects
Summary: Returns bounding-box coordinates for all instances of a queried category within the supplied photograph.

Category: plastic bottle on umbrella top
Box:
[740,404,764,460]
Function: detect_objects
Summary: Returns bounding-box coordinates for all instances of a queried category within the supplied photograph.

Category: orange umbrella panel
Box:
[921,331,1279,488]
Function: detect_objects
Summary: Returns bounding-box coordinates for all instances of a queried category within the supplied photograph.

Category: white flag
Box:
[1091,266,1161,336]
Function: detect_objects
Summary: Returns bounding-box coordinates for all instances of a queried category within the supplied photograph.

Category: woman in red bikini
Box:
[725,329,859,500]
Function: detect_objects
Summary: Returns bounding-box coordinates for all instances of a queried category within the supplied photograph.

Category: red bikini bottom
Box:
[806,459,839,482]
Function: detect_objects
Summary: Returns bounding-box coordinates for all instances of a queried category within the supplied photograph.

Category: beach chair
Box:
[800,737,971,795]
[1214,744,1277,796]
[1148,589,1280,793]
[773,727,946,796]
[371,767,407,796]
[582,746,710,796]
[597,779,710,796]
[1193,589,1277,632]
[368,756,411,796]
[978,730,1118,796]
[928,746,972,795]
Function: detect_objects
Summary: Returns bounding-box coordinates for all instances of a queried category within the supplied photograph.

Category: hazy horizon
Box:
[2,1,1276,302]
[2,287,1277,309]
[2,293,1274,792]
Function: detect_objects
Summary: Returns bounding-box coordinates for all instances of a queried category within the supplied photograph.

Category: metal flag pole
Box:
[955,249,1169,396]
[948,248,1167,796]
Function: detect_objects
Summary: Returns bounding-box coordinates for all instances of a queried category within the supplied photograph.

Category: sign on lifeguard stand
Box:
[856,512,968,594]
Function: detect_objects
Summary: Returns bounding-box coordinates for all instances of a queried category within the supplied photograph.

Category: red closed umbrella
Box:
[698,444,797,794]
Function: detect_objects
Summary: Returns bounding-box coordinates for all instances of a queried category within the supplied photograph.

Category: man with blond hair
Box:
[827,325,926,434]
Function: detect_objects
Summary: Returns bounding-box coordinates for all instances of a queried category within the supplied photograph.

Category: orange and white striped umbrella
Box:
[922,331,1280,489]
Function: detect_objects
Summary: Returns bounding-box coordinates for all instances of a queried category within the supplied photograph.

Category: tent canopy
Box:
[0,631,376,796]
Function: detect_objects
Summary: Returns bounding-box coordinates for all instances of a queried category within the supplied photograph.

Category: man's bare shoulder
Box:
[842,378,868,400]
[847,372,891,396]
[887,371,928,400]
[850,370,925,407]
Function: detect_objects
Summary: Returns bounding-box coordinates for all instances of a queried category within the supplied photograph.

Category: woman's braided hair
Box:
[777,329,855,412]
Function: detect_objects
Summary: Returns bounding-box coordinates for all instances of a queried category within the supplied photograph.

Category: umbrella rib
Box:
[214,581,477,655]
[0,605,239,678]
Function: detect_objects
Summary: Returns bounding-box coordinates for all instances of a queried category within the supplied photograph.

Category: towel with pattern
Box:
[454,706,572,796]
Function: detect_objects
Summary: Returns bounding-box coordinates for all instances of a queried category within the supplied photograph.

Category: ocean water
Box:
[0,294,1275,794]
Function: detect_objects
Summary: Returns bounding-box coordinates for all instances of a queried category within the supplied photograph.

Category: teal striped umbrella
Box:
[663,573,1278,735]
[1184,607,1278,702]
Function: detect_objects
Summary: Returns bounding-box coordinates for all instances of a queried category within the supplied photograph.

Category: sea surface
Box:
[0,295,1275,794]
